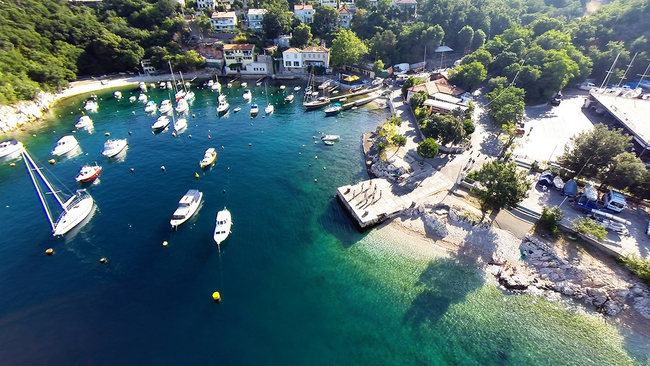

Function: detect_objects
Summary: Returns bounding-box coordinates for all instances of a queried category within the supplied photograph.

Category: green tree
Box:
[457,25,475,54]
[539,206,564,236]
[462,48,492,68]
[471,29,487,51]
[372,59,385,74]
[193,14,213,36]
[291,23,312,48]
[449,61,487,91]
[472,160,531,214]
[262,6,293,39]
[417,138,439,160]
[312,5,339,38]
[355,0,371,9]
[409,90,427,109]
[557,124,632,179]
[600,152,647,190]
[572,217,608,242]
[390,134,407,157]
[330,29,368,67]
[486,84,525,127]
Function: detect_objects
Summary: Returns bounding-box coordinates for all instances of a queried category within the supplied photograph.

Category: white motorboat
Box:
[185,90,195,101]
[170,189,203,228]
[265,104,274,114]
[75,115,93,128]
[144,100,157,113]
[303,96,331,110]
[75,163,102,183]
[284,94,295,102]
[21,147,95,236]
[216,96,230,115]
[174,117,188,132]
[200,147,217,168]
[51,136,79,156]
[242,89,252,101]
[0,139,23,158]
[138,93,148,102]
[324,103,342,116]
[114,91,122,99]
[250,103,259,116]
[323,140,335,146]
[280,85,286,90]
[175,89,186,100]
[175,97,189,113]
[152,116,170,131]
[233,107,241,112]
[321,134,340,141]
[84,100,98,111]
[158,99,172,114]
[166,81,172,89]
[102,139,128,157]
[207,80,214,87]
[159,82,167,89]
[213,207,232,246]
[211,80,221,92]
[294,86,301,91]
[139,81,147,92]
[129,96,136,102]
[241,82,248,88]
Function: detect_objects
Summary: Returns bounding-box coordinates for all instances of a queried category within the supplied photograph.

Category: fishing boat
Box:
[170,189,203,229]
[174,117,188,132]
[284,94,295,102]
[324,103,342,116]
[213,207,232,246]
[216,95,230,115]
[243,89,252,101]
[250,103,259,116]
[84,99,98,111]
[21,147,95,236]
[101,139,128,157]
[321,134,340,141]
[0,139,23,158]
[75,163,102,183]
[114,91,122,99]
[144,100,157,113]
[200,148,217,168]
[51,136,79,156]
[75,115,93,128]
[158,99,172,114]
[152,116,170,131]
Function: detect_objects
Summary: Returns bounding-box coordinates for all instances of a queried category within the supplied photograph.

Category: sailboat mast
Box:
[21,149,57,230]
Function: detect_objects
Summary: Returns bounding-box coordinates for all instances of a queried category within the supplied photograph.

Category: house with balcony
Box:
[197,0,216,9]
[282,48,303,72]
[211,11,237,32]
[223,43,255,73]
[302,46,330,68]
[294,4,314,24]
[338,6,353,28]
[247,9,267,32]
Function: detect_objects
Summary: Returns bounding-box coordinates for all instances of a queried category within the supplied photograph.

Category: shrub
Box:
[539,206,563,236]
[616,255,650,286]
[572,217,607,242]
[377,142,386,152]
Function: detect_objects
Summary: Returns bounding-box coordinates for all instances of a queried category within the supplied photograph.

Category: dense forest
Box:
[1,0,650,104]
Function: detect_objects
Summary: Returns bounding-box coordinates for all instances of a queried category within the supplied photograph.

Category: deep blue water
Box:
[0,82,648,365]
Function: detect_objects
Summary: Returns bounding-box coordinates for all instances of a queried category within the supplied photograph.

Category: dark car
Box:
[549,92,562,106]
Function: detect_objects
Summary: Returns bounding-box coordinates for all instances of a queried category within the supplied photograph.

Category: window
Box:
[293,61,300,66]
[285,61,291,67]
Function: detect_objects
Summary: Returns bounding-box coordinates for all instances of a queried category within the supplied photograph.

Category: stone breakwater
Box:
[0,92,56,133]
[397,202,650,321]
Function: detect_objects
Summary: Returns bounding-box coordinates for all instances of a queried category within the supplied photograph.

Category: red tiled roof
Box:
[294,4,313,10]
[284,47,301,53]
[223,44,255,51]
[409,78,465,96]
[302,46,329,53]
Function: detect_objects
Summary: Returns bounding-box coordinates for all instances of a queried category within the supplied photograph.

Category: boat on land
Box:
[101,139,128,158]
[170,189,203,229]
[144,100,157,113]
[158,99,172,114]
[324,103,342,116]
[213,207,232,246]
[152,115,170,131]
[250,103,259,116]
[75,115,93,128]
[0,139,23,158]
[51,136,79,156]
[84,99,98,111]
[216,95,230,115]
[75,163,102,183]
[21,147,95,236]
[243,89,252,101]
[200,148,217,168]
[321,134,340,141]
[319,80,333,90]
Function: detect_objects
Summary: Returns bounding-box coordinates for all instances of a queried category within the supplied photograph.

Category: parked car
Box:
[549,92,562,106]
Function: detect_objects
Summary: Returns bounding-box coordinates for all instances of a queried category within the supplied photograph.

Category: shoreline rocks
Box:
[0,91,56,133]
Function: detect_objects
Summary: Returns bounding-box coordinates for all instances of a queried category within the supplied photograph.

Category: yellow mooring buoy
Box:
[100,257,107,264]
[212,291,221,303]
[45,248,54,256]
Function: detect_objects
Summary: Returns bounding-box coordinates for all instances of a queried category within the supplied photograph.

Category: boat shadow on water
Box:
[60,203,98,244]
[106,146,128,164]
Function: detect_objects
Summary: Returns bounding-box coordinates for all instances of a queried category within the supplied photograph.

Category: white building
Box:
[197,0,216,9]
[320,0,337,6]
[338,7,353,29]
[211,11,237,32]
[140,59,156,75]
[247,9,267,32]
[294,4,314,24]
[282,46,330,72]
[282,48,303,72]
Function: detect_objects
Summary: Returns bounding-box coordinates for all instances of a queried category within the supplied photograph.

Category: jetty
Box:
[337,172,452,228]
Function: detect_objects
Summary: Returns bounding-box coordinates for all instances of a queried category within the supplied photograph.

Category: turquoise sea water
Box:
[0,82,648,365]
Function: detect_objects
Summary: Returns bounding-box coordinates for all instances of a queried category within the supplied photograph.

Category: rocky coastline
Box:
[0,91,57,133]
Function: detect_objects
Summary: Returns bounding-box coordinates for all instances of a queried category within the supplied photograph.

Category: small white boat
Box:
[250,103,259,116]
[158,99,172,114]
[284,94,295,102]
[241,82,248,88]
[138,93,148,102]
[217,97,230,115]
[227,82,232,88]
[324,103,342,116]
[150,83,156,89]
[166,81,172,89]
[200,148,217,168]
[170,189,203,228]
[75,163,102,183]
[129,96,136,102]
[242,89,252,100]
[175,89,186,100]
[114,91,122,99]
[265,104,274,114]
[211,81,221,92]
[75,115,93,128]
[185,90,195,101]
[294,86,301,91]
[213,207,232,246]
[159,82,167,89]
[152,116,170,130]
[0,139,23,158]
[174,117,188,132]
[175,98,189,113]
[323,140,335,146]
[233,107,241,113]
[144,100,157,113]
[280,85,286,90]
[51,136,79,156]
[102,139,128,157]
[207,80,214,87]
[139,81,147,92]
[321,134,340,141]
[84,100,98,111]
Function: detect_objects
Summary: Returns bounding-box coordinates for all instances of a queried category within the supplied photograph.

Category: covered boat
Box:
[564,179,578,196]
[170,189,203,228]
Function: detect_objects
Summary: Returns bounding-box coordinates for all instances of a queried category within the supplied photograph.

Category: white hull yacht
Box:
[213,207,232,246]
[170,189,203,228]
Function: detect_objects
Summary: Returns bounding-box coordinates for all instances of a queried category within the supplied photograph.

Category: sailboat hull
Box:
[53,192,95,236]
